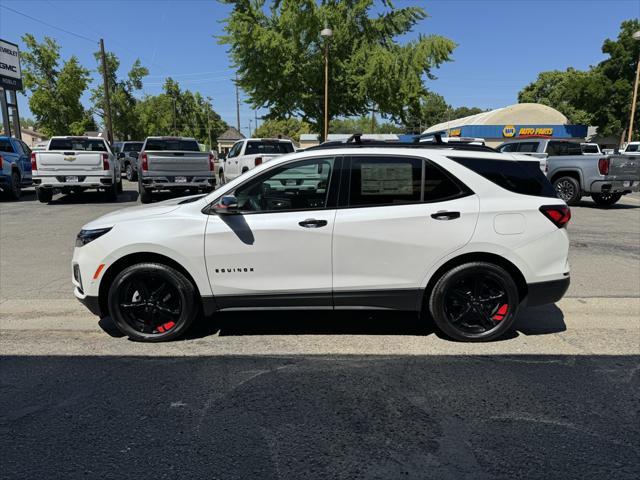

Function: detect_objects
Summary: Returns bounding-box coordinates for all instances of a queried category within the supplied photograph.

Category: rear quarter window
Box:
[449,156,558,198]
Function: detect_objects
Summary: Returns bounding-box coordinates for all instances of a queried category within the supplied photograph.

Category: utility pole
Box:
[172,96,177,135]
[321,27,333,142]
[207,109,212,151]
[627,51,640,144]
[99,39,114,144]
[235,73,240,132]
[249,119,253,137]
[255,109,258,131]
[370,104,376,133]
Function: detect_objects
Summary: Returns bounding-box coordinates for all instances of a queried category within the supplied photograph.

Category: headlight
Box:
[76,227,112,247]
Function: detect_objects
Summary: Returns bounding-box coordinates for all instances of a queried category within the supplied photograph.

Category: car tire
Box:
[117,178,123,194]
[36,187,53,203]
[592,192,621,207]
[139,184,153,203]
[7,171,21,200]
[428,262,519,342]
[105,181,118,202]
[107,262,198,342]
[553,176,581,205]
[125,163,137,181]
[219,169,225,185]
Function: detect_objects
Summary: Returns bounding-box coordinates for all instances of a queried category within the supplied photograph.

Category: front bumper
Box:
[590,179,640,194]
[524,276,570,307]
[75,288,103,317]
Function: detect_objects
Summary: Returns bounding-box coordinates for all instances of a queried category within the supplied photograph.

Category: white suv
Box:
[72,138,571,342]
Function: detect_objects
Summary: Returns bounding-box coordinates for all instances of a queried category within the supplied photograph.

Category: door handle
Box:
[431,211,460,220]
[298,219,328,228]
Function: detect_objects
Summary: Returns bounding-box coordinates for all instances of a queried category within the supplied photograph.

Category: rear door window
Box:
[423,161,468,202]
[516,142,540,153]
[449,156,557,198]
[144,139,200,151]
[546,141,582,156]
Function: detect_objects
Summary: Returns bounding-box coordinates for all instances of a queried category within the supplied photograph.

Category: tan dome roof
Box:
[424,103,569,134]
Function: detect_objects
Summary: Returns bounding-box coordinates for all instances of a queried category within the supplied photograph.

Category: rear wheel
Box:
[218,169,225,185]
[7,171,21,200]
[592,192,621,207]
[105,181,118,202]
[107,262,198,342]
[36,187,53,203]
[125,163,137,181]
[139,183,153,203]
[553,176,581,205]
[428,262,519,342]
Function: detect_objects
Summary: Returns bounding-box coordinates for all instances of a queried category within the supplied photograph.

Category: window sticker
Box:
[361,163,414,195]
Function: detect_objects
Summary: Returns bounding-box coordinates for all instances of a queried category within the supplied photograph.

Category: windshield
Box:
[245,141,294,155]
[144,139,200,151]
[48,138,108,152]
[124,142,143,152]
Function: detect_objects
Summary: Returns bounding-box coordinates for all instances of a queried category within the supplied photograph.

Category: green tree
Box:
[91,51,148,140]
[330,116,402,134]
[400,92,485,133]
[253,118,311,142]
[20,117,37,129]
[220,0,456,132]
[136,78,227,148]
[21,34,93,136]
[518,19,640,139]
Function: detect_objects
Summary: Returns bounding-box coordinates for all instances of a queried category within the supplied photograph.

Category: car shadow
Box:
[576,199,640,209]
[515,303,566,335]
[48,189,139,205]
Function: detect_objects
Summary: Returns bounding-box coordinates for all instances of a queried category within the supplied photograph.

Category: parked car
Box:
[219,138,295,183]
[73,138,571,343]
[581,143,602,155]
[138,136,215,204]
[113,141,143,181]
[0,136,33,200]
[621,142,640,155]
[31,136,121,203]
[497,138,639,206]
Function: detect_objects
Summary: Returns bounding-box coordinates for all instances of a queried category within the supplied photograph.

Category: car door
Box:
[224,141,242,180]
[204,155,340,309]
[332,155,480,311]
[17,140,33,182]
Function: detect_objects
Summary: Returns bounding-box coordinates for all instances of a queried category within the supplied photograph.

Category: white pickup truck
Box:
[31,136,122,203]
[219,138,295,183]
[138,137,216,203]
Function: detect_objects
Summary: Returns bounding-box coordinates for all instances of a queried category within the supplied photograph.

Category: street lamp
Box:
[627,31,640,144]
[321,27,333,142]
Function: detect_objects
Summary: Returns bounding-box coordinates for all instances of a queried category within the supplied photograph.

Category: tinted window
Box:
[234,157,334,212]
[424,161,466,202]
[49,138,107,151]
[0,139,14,153]
[349,156,422,207]
[227,142,242,158]
[581,144,600,154]
[517,142,539,153]
[144,139,200,151]
[245,141,294,155]
[546,141,582,156]
[449,156,557,198]
[626,144,639,152]
[123,142,143,152]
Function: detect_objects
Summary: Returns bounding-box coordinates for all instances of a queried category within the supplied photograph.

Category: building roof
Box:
[21,128,48,138]
[424,103,569,134]
[218,127,245,141]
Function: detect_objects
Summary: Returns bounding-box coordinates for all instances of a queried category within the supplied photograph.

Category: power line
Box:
[0,5,97,44]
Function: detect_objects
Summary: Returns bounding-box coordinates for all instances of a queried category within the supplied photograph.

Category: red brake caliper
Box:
[155,321,176,333]
[492,304,509,321]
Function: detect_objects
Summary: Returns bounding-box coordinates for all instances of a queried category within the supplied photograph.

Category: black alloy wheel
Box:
[125,163,137,181]
[592,192,621,207]
[429,262,519,342]
[553,176,581,205]
[107,262,198,342]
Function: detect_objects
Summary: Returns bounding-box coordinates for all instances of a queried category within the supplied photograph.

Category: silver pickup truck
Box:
[138,137,215,203]
[497,139,639,206]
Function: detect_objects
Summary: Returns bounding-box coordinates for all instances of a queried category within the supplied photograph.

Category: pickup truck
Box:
[621,142,640,155]
[32,136,121,203]
[113,141,143,181]
[219,138,295,183]
[0,136,33,200]
[497,138,639,207]
[138,136,215,203]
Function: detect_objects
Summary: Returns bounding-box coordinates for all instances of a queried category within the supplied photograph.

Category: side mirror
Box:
[213,195,240,214]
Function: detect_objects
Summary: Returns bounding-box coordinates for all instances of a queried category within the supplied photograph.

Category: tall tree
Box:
[519,19,640,139]
[221,0,456,132]
[91,51,148,140]
[253,118,311,142]
[20,34,93,136]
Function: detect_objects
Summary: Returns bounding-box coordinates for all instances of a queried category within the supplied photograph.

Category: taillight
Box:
[208,153,215,171]
[254,157,262,167]
[102,153,110,171]
[141,152,148,171]
[540,205,571,228]
[30,152,37,171]
[598,157,609,175]
[0,154,3,170]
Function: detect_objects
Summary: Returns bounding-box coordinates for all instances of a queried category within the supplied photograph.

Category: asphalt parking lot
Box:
[1,182,639,479]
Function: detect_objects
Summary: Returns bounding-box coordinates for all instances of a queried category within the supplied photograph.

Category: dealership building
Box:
[423,103,588,148]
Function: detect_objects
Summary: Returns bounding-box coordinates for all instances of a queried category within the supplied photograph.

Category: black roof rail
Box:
[305,135,498,153]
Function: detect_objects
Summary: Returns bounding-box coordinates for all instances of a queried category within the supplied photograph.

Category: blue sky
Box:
[1,0,638,134]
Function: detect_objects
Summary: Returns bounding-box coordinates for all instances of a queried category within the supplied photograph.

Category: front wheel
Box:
[428,262,519,342]
[125,163,137,181]
[553,176,581,205]
[592,192,621,207]
[107,262,198,342]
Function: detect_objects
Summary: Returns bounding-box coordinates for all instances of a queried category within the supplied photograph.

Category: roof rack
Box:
[305,132,497,153]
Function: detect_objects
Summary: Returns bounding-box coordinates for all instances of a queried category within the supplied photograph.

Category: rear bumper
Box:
[140,176,215,190]
[524,276,570,306]
[34,174,113,189]
[590,179,640,194]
